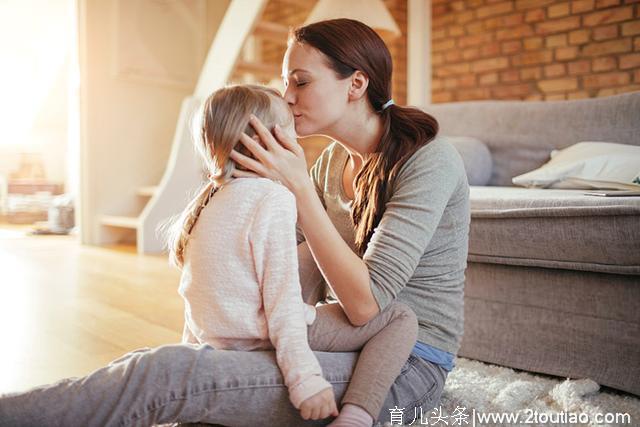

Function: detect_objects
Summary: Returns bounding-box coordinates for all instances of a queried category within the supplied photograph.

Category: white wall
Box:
[0,0,74,187]
[78,0,229,244]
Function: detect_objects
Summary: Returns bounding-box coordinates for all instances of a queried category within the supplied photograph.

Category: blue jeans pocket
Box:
[405,355,446,413]
[376,355,444,425]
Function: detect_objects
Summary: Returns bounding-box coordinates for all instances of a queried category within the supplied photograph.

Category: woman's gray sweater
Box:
[298,136,470,355]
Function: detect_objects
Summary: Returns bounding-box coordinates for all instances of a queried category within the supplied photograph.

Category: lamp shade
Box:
[304,0,401,39]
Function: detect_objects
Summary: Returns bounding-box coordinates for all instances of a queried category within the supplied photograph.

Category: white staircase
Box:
[97,0,415,254]
[137,96,206,253]
[100,0,283,254]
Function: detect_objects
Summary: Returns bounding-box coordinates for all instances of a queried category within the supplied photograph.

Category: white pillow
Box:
[512,142,640,190]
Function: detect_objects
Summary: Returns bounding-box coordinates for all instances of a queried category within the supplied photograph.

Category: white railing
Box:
[138,0,268,253]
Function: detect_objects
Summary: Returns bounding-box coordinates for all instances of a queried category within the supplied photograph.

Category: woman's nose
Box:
[283,85,295,105]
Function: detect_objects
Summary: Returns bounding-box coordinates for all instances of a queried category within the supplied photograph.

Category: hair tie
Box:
[381,99,394,111]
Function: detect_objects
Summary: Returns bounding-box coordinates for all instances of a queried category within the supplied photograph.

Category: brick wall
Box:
[259,0,408,105]
[432,0,640,102]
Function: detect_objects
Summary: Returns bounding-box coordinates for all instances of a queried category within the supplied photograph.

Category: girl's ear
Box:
[347,70,369,102]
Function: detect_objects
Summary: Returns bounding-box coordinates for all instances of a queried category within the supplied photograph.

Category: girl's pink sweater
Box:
[179,177,331,409]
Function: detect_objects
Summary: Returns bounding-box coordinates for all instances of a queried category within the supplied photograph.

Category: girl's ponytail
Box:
[162,84,290,268]
[167,181,216,268]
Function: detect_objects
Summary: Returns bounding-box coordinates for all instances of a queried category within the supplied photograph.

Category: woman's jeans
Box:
[0,346,447,427]
[0,243,449,426]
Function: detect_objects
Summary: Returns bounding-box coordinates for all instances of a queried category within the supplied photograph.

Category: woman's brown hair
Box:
[164,84,291,268]
[291,18,439,255]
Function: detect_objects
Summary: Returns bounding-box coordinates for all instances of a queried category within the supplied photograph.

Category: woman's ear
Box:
[348,70,369,102]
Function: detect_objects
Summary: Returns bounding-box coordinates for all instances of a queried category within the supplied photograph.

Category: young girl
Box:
[167,84,418,426]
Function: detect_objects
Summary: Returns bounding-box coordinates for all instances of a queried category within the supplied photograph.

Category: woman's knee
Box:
[119,343,207,376]
[153,343,211,362]
[107,346,153,367]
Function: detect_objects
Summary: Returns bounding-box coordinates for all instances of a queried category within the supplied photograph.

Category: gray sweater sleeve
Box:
[364,139,465,312]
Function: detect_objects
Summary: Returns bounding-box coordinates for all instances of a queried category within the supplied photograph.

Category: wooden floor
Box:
[0,225,183,393]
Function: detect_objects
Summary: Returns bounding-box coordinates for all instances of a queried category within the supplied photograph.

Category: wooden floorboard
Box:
[0,225,182,393]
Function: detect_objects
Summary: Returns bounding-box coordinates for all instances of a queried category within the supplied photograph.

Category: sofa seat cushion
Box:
[469,186,640,275]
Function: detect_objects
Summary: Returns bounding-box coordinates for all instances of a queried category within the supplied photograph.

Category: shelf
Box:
[100,215,139,229]
[137,186,158,197]
[8,180,64,195]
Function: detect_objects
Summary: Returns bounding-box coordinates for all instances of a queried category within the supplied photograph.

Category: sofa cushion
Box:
[445,136,493,186]
[469,186,640,275]
[424,92,640,186]
[512,141,640,190]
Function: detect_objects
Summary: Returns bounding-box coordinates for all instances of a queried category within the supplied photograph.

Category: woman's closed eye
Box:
[295,81,308,87]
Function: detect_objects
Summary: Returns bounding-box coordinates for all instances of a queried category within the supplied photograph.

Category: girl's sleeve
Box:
[363,142,465,312]
[250,186,332,409]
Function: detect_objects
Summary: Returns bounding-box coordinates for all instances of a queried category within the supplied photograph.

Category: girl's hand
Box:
[299,387,339,420]
[229,115,310,195]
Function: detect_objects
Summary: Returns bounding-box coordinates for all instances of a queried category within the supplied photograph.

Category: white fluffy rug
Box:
[383,357,640,427]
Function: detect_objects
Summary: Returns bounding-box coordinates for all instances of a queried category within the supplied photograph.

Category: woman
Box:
[0,19,469,427]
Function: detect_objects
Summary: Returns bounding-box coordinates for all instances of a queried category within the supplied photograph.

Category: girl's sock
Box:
[327,403,374,427]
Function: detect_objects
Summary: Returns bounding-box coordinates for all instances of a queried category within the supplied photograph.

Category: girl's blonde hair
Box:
[165,84,291,268]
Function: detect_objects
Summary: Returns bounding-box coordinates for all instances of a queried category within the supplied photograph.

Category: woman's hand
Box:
[229,115,310,195]
[299,387,339,420]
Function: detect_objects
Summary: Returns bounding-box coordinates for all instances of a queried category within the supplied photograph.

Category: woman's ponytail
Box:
[351,104,438,255]
[293,19,439,255]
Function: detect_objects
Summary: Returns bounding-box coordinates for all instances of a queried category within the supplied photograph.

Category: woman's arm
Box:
[295,182,380,326]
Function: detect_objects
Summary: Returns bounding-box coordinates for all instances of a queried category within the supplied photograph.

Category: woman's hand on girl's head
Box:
[230,115,311,195]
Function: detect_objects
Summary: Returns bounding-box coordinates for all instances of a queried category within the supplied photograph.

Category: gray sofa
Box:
[424,91,640,396]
